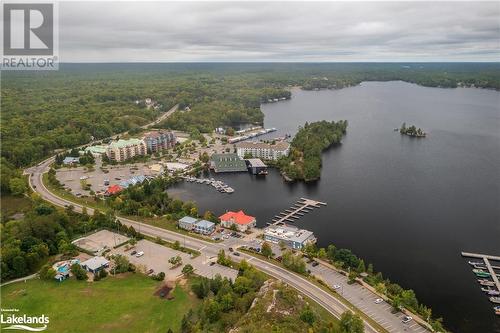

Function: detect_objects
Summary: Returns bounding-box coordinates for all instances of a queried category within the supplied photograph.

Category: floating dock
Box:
[462,252,500,292]
[270,197,327,225]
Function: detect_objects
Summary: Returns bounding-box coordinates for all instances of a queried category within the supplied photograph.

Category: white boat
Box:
[490,297,500,304]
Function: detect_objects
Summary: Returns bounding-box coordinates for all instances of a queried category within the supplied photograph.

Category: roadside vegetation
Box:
[182,260,362,333]
[300,243,446,332]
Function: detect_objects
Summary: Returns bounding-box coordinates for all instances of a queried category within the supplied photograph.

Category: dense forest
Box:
[1,62,499,190]
[276,120,348,181]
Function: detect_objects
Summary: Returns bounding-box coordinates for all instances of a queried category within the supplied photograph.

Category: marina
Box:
[270,197,327,226]
[228,127,277,144]
[182,176,235,194]
[462,252,500,315]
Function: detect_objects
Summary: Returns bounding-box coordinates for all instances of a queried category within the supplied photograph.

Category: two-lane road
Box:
[28,157,381,333]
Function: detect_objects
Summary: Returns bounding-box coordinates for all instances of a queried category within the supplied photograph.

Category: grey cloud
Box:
[58,1,500,62]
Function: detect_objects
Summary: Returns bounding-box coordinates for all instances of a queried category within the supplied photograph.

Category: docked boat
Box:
[490,297,500,304]
[468,261,484,266]
[487,290,500,296]
[224,187,234,193]
[476,272,491,278]
[494,305,500,315]
[478,279,495,286]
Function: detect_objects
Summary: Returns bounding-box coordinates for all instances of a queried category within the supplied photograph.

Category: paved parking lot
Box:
[307,263,429,333]
[72,229,130,254]
[111,239,238,281]
[56,158,159,196]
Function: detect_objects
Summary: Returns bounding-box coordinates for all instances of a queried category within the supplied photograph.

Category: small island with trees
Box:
[399,122,426,138]
[276,120,348,182]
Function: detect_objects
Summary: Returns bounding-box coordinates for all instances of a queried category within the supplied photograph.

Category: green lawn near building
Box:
[1,273,197,333]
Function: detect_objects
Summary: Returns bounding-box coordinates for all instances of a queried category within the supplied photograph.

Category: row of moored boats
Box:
[184,177,234,193]
[468,261,500,314]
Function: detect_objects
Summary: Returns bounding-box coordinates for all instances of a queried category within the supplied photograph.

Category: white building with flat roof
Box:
[263,224,316,250]
[236,141,290,161]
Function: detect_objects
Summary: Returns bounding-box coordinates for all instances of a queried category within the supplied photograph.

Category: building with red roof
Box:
[219,210,256,232]
[105,185,123,196]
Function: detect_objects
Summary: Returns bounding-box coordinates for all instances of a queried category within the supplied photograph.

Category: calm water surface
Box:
[170,81,500,333]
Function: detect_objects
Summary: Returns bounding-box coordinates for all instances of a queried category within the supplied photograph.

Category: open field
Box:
[0,274,198,333]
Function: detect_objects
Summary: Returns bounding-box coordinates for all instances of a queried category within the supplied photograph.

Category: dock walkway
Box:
[271,197,326,225]
[461,252,500,292]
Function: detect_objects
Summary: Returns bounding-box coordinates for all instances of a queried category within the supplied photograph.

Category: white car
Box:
[402,315,413,324]
[135,251,144,257]
[332,284,341,290]
[374,298,384,304]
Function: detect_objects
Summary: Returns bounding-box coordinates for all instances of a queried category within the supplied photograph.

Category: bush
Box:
[70,264,88,280]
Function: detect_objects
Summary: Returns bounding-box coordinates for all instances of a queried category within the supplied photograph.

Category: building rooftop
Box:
[63,157,79,164]
[236,140,290,151]
[195,219,215,229]
[264,224,315,244]
[246,158,267,168]
[219,210,256,225]
[210,153,247,172]
[85,145,107,154]
[179,216,199,225]
[81,256,109,271]
[108,138,145,149]
[106,185,123,195]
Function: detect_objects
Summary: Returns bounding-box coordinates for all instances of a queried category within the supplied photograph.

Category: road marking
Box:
[199,245,207,251]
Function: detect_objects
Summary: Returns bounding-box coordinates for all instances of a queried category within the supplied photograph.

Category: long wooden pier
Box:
[271,198,327,225]
[461,252,500,292]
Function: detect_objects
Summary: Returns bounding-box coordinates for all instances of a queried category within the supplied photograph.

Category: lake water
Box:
[170,81,500,332]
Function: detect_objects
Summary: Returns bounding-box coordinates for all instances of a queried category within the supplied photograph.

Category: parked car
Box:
[232,252,240,256]
[146,269,154,275]
[276,256,283,262]
[374,298,384,304]
[332,284,341,290]
[228,247,234,252]
[130,250,137,256]
[135,251,144,257]
[402,316,413,324]
[311,261,319,267]
[209,262,215,266]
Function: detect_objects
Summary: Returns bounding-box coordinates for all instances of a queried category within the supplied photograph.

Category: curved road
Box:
[28,158,379,333]
[25,105,429,333]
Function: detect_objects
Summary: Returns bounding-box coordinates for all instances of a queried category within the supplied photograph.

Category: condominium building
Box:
[143,130,176,153]
[236,141,290,161]
[106,139,147,162]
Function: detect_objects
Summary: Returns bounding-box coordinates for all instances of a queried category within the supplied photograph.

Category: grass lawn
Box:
[1,273,199,333]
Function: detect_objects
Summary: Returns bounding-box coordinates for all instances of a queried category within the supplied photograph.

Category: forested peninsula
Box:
[276,120,348,182]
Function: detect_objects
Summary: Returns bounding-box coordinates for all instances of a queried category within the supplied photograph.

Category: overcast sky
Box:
[59,1,500,62]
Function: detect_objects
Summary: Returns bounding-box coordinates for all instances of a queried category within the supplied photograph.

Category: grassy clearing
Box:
[1,273,199,333]
[0,194,32,218]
